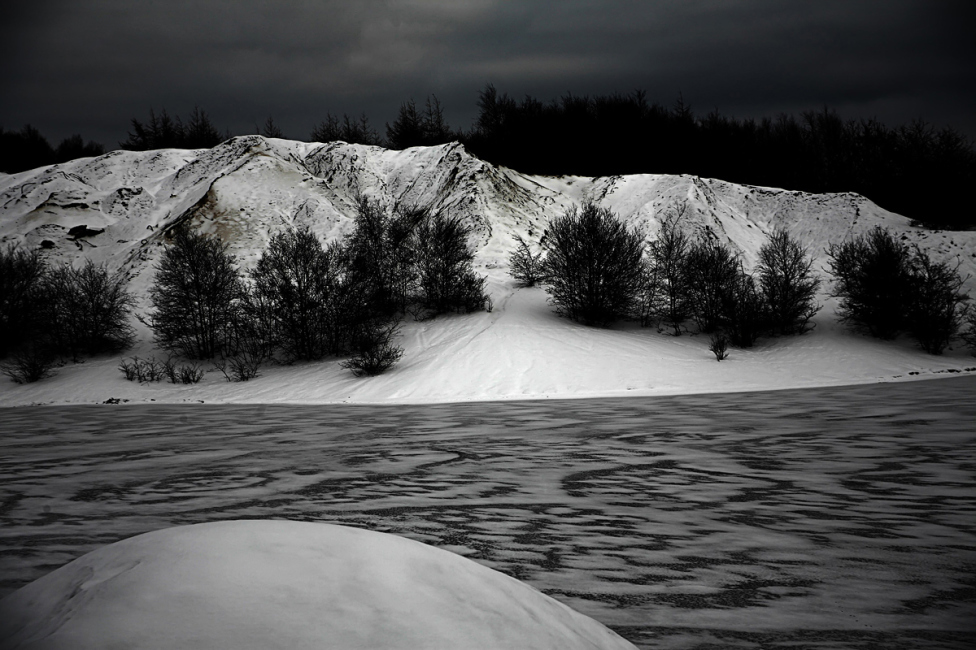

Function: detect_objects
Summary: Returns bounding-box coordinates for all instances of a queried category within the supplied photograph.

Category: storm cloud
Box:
[2,0,973,148]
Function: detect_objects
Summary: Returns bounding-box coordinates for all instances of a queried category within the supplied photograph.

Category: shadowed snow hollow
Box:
[0,520,638,650]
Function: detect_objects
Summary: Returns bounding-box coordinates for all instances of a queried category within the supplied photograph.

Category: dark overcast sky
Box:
[2,0,973,148]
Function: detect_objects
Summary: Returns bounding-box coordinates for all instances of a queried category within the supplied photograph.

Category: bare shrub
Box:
[827,227,911,339]
[647,203,692,334]
[541,201,645,326]
[214,352,261,382]
[708,332,730,361]
[904,248,969,354]
[117,356,166,383]
[509,235,545,287]
[177,363,205,384]
[46,260,135,360]
[147,225,245,359]
[1,344,58,384]
[961,306,976,355]
[0,244,49,358]
[757,228,821,335]
[340,318,403,377]
[723,270,767,348]
[161,357,206,384]
[415,211,488,315]
[250,227,345,360]
[684,237,740,334]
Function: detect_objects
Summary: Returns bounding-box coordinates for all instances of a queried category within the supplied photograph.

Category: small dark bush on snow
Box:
[827,227,911,339]
[147,225,245,359]
[250,227,345,360]
[46,260,135,360]
[961,306,976,355]
[904,248,969,355]
[341,318,404,376]
[415,211,488,315]
[509,235,545,287]
[344,199,423,317]
[683,237,740,334]
[1,344,58,384]
[0,244,49,358]
[541,201,645,327]
[118,356,167,383]
[757,228,821,335]
[828,226,970,353]
[646,204,692,334]
[708,332,730,361]
[722,270,767,348]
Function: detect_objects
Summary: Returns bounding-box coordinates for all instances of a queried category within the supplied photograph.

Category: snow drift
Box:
[1,137,975,406]
[0,520,637,650]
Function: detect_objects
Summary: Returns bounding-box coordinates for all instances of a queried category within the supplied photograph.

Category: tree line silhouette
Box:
[3,85,974,228]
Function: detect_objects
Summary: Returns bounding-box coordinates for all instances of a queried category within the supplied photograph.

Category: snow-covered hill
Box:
[1,137,975,406]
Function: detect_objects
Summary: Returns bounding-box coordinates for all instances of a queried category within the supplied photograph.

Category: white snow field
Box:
[0,520,637,650]
[1,136,974,406]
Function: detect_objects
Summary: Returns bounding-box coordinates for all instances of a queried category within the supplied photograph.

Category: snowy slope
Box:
[1,138,975,406]
[0,520,637,650]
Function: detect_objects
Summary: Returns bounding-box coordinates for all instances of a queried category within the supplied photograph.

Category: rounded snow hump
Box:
[0,520,637,650]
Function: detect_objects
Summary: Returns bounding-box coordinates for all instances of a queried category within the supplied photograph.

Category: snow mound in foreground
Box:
[0,520,637,650]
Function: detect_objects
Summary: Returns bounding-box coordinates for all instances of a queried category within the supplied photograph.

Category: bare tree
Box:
[46,260,135,360]
[905,248,969,354]
[757,228,821,335]
[827,226,911,339]
[541,202,645,327]
[647,203,692,334]
[509,235,545,287]
[147,226,245,359]
[250,227,345,360]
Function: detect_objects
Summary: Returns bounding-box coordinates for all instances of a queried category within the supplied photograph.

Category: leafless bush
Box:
[757,228,821,335]
[541,201,645,326]
[162,357,205,384]
[214,350,261,382]
[148,225,245,359]
[827,227,911,339]
[1,345,58,384]
[340,318,403,377]
[708,332,730,361]
[509,235,545,287]
[646,204,692,334]
[905,248,969,354]
[961,306,976,355]
[118,356,167,383]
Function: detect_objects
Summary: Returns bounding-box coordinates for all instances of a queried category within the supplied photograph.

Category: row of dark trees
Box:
[0,247,134,382]
[7,86,972,229]
[516,202,974,356]
[145,200,488,380]
[0,200,488,383]
[0,125,105,174]
[466,87,976,230]
[828,227,971,354]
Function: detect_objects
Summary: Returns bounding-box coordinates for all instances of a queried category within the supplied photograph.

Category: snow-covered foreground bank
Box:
[2,378,974,649]
[2,137,976,406]
[0,520,635,650]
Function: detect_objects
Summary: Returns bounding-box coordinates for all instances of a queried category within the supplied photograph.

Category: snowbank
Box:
[0,520,637,650]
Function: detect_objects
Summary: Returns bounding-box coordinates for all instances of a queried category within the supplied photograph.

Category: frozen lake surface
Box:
[1,377,974,649]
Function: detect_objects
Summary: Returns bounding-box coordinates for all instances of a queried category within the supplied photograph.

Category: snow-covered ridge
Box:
[2,137,975,407]
[4,135,974,306]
